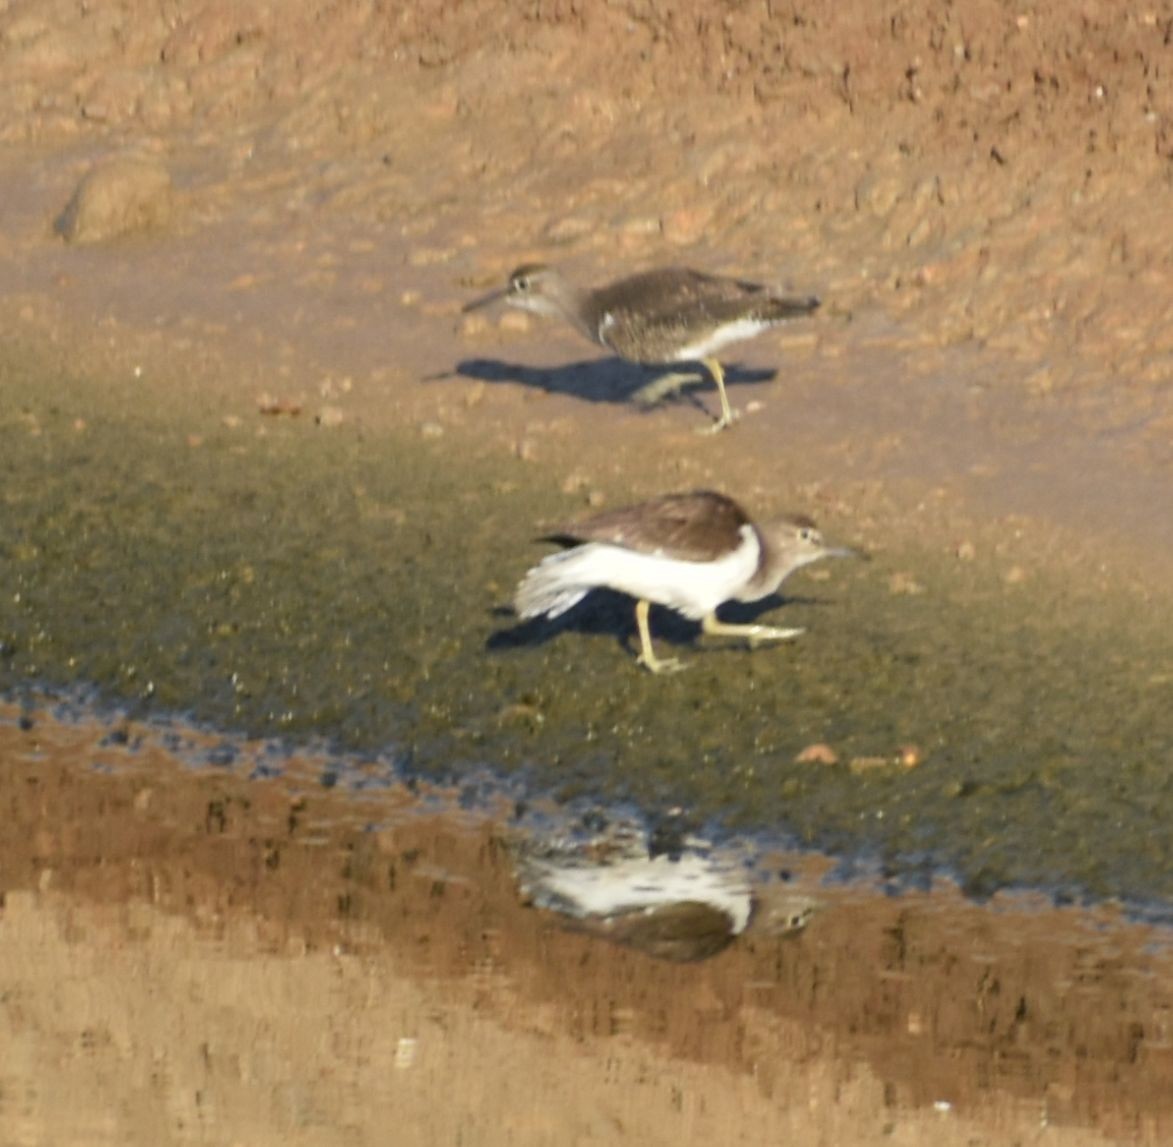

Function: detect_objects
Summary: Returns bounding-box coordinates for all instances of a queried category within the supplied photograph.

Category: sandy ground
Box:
[0,0,1170,576]
[1,2,1172,1143]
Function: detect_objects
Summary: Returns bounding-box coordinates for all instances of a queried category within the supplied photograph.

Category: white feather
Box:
[515,527,761,621]
[672,318,774,362]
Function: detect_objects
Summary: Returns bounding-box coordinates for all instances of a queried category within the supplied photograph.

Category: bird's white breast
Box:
[569,525,761,619]
[672,318,773,362]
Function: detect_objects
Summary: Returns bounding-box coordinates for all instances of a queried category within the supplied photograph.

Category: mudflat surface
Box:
[1,3,1172,1144]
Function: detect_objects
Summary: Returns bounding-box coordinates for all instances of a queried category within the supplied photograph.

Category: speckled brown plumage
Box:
[548,491,753,561]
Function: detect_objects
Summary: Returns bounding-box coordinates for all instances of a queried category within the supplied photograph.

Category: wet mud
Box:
[2,346,1172,913]
[2,2,1172,1142]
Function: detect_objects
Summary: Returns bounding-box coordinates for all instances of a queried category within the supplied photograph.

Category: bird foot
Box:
[695,407,741,435]
[744,625,805,648]
[637,652,689,675]
[701,617,805,647]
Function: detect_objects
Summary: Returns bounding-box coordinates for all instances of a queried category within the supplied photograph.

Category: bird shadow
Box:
[487,590,832,658]
[444,356,775,411]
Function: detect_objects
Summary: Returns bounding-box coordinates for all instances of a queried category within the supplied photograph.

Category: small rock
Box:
[419,421,444,439]
[497,703,544,728]
[897,744,924,769]
[515,438,538,461]
[1003,565,1027,585]
[955,540,976,561]
[55,155,173,244]
[315,406,345,428]
[795,742,838,766]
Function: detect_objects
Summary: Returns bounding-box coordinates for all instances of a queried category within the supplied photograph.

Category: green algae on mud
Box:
[1,344,1171,910]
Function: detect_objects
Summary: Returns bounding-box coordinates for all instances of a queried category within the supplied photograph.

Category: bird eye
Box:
[799,527,817,542]
[514,276,529,292]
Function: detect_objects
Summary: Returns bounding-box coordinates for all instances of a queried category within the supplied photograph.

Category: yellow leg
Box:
[635,599,687,674]
[701,612,804,648]
[695,357,739,435]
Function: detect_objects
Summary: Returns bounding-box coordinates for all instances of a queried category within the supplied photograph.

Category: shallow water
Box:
[1,701,1170,1145]
[1,343,1171,913]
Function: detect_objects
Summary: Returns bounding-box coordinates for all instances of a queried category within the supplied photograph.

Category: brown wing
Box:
[555,490,751,560]
[596,268,766,322]
[591,269,819,361]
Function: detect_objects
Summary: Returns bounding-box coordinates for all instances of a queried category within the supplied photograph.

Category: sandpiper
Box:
[514,490,856,674]
[464,264,820,433]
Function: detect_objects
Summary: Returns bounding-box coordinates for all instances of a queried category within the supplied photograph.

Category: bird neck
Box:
[548,280,598,342]
[736,525,778,602]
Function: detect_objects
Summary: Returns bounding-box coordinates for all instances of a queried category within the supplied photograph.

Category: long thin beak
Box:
[462,286,508,313]
[825,546,868,561]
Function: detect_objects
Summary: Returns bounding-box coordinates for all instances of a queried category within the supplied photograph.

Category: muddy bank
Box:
[2,703,1171,1145]
[2,343,1172,912]
[1,5,1172,1143]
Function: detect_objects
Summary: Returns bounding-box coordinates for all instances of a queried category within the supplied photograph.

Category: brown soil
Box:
[2,3,1172,1144]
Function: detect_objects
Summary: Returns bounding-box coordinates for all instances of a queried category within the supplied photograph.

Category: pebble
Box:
[795,742,839,766]
[898,744,924,769]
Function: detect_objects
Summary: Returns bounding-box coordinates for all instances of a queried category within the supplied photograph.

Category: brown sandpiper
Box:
[463,264,821,433]
[514,490,856,674]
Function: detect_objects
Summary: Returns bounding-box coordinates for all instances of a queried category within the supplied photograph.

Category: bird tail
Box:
[514,546,603,620]
[765,294,820,320]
